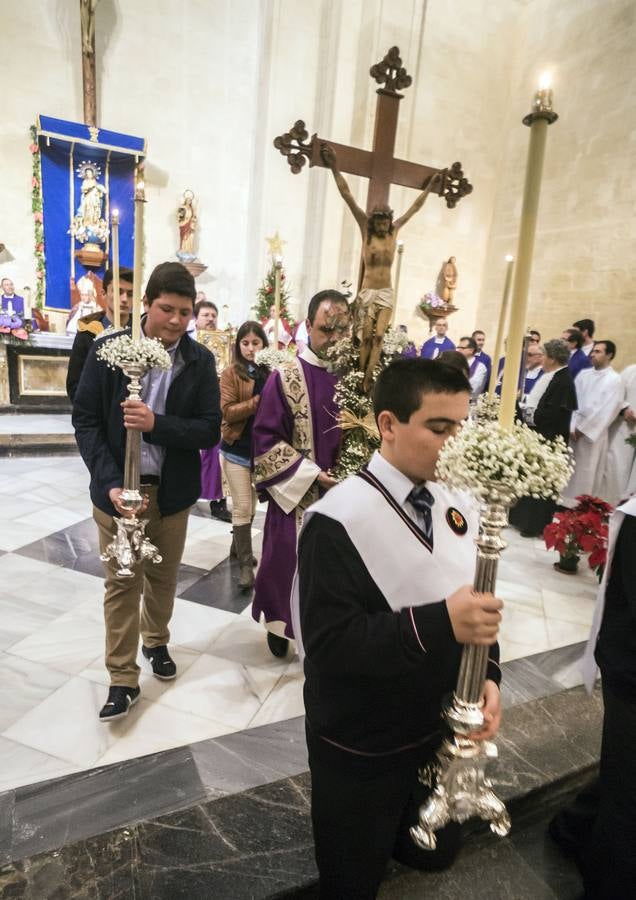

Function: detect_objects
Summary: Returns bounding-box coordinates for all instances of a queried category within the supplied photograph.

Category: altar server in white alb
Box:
[561,340,622,508]
[293,358,502,900]
[602,363,636,506]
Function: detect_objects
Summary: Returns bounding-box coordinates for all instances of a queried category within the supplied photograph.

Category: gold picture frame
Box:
[196,328,234,372]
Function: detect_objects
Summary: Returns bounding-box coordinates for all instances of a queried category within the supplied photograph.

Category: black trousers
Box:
[306,724,461,900]
[582,681,636,899]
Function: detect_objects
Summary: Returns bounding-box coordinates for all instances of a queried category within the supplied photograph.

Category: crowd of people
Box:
[62,263,634,898]
[421,315,634,531]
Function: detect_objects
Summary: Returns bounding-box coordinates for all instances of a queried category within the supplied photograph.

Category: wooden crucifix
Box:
[79,0,99,126]
[273,47,473,390]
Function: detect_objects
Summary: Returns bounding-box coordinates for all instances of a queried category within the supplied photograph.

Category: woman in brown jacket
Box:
[220,321,270,589]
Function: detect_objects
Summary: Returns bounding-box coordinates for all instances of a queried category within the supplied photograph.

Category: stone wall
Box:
[477,0,636,367]
[0,0,633,362]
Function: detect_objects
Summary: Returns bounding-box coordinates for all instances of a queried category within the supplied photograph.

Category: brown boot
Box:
[233,524,255,591]
[230,529,256,565]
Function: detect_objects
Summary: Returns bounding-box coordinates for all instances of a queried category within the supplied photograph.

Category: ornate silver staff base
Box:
[99,360,162,578]
[410,733,510,851]
[411,500,513,850]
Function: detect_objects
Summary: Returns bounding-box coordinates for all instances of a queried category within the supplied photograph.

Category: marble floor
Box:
[0,414,74,435]
[0,455,599,795]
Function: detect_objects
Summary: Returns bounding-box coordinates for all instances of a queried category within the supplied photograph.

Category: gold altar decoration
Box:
[196,329,234,372]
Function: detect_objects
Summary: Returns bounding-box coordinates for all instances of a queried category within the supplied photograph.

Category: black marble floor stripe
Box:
[0,643,590,868]
[0,687,601,899]
[178,558,253,612]
[15,516,213,599]
[0,717,307,867]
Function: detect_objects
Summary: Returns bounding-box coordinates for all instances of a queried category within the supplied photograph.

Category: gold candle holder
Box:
[499,74,558,429]
[390,240,404,326]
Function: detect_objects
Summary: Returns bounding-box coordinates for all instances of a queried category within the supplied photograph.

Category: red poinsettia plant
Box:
[543,495,613,580]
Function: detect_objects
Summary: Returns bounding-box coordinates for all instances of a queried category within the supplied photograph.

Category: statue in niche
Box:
[177,190,197,260]
[70,161,108,252]
[78,165,106,227]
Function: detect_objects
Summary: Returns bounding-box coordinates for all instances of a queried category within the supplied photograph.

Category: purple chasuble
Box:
[200,443,224,501]
[252,353,341,637]
[1,294,25,317]
[420,335,455,359]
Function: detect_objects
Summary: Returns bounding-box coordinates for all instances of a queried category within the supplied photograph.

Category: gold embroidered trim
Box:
[278,358,319,516]
[278,358,315,461]
[254,440,300,485]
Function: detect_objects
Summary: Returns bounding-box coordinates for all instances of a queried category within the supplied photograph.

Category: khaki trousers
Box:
[220,456,257,525]
[93,486,190,687]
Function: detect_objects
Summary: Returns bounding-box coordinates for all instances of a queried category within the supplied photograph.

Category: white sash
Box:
[290,472,478,658]
[582,495,636,692]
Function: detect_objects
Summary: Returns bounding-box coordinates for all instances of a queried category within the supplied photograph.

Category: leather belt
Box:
[140,475,160,485]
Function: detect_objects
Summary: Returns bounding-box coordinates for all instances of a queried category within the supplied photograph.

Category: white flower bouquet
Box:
[254,346,297,370]
[474,393,500,422]
[96,334,172,371]
[436,421,574,505]
[381,327,410,358]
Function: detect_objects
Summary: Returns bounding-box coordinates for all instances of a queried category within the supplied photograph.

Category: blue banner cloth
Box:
[36,116,146,310]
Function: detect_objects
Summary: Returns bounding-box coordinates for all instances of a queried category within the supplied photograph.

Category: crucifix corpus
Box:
[274,46,473,390]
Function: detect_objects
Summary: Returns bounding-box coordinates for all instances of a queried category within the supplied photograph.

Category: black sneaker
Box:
[210,500,232,523]
[267,632,289,658]
[99,685,140,722]
[142,644,177,680]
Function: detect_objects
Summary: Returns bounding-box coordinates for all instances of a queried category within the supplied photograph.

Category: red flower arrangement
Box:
[543,495,613,579]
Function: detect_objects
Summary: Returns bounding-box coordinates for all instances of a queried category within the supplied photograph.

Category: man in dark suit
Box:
[562,327,592,380]
[510,338,577,537]
[73,262,220,721]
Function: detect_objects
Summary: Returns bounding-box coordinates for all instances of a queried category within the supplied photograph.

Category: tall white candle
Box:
[499,73,558,428]
[274,255,283,346]
[132,180,145,341]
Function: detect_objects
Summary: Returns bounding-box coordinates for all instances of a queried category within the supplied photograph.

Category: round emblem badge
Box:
[446,507,467,535]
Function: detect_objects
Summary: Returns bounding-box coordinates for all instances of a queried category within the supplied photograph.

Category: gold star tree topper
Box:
[266,231,287,257]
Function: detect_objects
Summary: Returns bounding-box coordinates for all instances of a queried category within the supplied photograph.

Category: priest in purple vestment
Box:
[1,278,25,317]
[420,317,455,359]
[252,290,351,657]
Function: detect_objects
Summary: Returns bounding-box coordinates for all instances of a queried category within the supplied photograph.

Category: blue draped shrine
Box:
[36,116,146,311]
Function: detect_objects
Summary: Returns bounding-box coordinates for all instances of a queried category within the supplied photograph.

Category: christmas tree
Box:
[253,262,294,325]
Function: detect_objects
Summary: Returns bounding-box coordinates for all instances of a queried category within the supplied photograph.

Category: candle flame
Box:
[539,71,552,90]
[505,254,514,262]
[112,208,119,222]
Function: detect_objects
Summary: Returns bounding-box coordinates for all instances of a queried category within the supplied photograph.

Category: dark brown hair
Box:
[234,320,269,381]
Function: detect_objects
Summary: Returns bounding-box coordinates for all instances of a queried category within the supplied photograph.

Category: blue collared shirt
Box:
[139,337,184,477]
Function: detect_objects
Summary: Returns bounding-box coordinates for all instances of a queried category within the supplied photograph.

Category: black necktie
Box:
[407,484,435,547]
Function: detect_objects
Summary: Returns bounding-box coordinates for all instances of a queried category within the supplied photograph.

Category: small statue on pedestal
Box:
[177,190,197,261]
[176,190,207,277]
[437,256,458,304]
